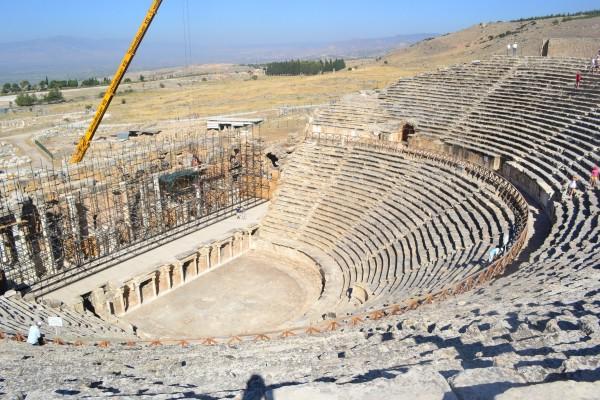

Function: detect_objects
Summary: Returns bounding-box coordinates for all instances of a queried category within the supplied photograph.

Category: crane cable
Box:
[182,0,194,125]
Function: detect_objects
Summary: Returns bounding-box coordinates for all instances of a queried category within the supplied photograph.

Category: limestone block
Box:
[449,367,526,400]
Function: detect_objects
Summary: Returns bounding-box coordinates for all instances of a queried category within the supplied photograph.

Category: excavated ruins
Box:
[0,55,599,399]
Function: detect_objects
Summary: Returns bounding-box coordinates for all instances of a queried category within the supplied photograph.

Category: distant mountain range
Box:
[0,34,434,83]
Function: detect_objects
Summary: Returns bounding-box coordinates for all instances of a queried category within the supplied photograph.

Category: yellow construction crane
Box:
[70,0,163,163]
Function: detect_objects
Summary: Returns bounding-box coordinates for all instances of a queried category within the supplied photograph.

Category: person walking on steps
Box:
[575,71,583,88]
[567,176,579,199]
[488,247,501,264]
[591,165,599,189]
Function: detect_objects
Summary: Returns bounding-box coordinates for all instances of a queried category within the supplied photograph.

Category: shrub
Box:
[44,87,64,103]
[15,93,37,107]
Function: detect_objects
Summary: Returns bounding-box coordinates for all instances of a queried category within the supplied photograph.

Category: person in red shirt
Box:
[575,71,583,88]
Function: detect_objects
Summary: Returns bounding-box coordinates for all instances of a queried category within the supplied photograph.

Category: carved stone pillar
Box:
[228,238,234,260]
[126,281,141,309]
[151,273,158,298]
[184,257,197,279]
[111,287,126,316]
[171,261,184,286]
[158,265,171,294]
[90,287,109,319]
[242,230,251,251]
[221,240,232,264]
[198,247,210,273]
[233,231,244,257]
[210,244,220,266]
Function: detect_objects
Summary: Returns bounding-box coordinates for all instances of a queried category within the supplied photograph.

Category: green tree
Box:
[139,75,145,82]
[123,78,132,83]
[265,58,346,76]
[11,83,20,92]
[1,83,10,94]
[44,87,64,102]
[38,80,47,90]
[81,77,100,87]
[19,80,31,91]
[15,93,37,106]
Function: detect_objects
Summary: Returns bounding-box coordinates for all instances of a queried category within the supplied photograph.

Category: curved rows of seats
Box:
[312,93,392,135]
[312,56,599,292]
[312,57,520,136]
[260,142,524,312]
[428,58,599,284]
[0,296,132,340]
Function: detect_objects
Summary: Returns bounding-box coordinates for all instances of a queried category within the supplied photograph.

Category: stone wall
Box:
[544,37,599,58]
[85,225,260,320]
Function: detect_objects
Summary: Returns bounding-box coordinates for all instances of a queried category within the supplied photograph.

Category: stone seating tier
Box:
[260,142,522,309]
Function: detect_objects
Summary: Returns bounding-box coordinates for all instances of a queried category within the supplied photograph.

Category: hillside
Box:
[385,14,600,68]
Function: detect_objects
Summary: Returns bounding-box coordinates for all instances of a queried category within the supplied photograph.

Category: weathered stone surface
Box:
[495,380,600,400]
[267,369,456,400]
[579,315,600,337]
[449,367,527,400]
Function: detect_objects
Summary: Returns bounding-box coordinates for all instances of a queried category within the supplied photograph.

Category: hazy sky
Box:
[0,0,597,44]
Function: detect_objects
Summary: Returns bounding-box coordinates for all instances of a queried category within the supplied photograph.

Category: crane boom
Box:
[70,0,163,163]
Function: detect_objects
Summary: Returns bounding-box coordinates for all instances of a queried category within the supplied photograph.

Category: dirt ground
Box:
[124,250,314,338]
[0,62,420,165]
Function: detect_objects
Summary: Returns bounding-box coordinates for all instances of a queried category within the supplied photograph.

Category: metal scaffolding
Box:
[0,128,268,293]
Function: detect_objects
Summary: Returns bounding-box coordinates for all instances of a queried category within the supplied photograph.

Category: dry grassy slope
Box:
[34,65,416,124]
[386,15,600,68]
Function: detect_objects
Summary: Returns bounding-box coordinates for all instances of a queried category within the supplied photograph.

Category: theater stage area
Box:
[122,249,322,338]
